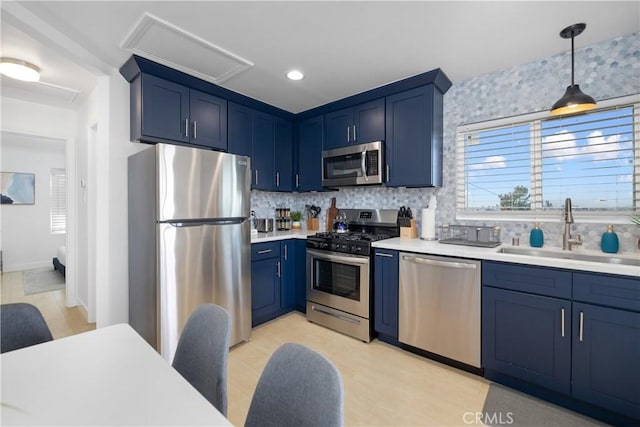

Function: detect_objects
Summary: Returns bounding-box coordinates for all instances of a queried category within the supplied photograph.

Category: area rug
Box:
[481,384,608,426]
[23,268,65,295]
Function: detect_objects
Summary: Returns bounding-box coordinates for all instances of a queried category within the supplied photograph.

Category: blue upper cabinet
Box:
[135,74,227,150]
[385,85,443,187]
[188,89,227,151]
[139,74,190,144]
[252,110,275,190]
[229,103,279,190]
[296,115,324,192]
[228,102,253,157]
[324,99,384,150]
[274,117,294,192]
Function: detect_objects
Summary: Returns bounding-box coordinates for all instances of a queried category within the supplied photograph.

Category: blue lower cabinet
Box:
[373,249,399,341]
[251,242,281,327]
[293,240,307,312]
[482,286,571,394]
[251,255,281,327]
[572,302,640,420]
[280,240,296,309]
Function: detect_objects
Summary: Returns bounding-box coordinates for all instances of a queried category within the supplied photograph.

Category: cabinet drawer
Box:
[573,272,640,312]
[482,261,571,299]
[251,241,280,261]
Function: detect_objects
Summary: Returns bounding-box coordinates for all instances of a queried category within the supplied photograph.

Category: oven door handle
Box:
[307,249,370,266]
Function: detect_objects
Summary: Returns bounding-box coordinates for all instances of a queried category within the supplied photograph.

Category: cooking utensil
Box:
[327,197,338,231]
[309,205,321,218]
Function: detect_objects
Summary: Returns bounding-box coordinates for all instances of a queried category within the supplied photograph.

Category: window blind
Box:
[50,168,66,234]
[456,99,639,217]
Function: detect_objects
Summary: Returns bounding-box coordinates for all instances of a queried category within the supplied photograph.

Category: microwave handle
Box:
[361,149,369,182]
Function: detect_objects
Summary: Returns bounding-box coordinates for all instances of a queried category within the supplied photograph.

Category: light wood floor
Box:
[2,276,602,426]
[227,312,490,426]
[0,271,95,338]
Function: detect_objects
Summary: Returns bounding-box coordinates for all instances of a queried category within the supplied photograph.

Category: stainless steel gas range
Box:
[306,209,399,342]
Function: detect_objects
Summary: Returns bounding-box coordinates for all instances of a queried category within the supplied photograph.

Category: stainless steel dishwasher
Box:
[399,253,481,368]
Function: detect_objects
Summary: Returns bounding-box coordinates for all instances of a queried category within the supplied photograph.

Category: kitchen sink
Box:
[498,246,640,267]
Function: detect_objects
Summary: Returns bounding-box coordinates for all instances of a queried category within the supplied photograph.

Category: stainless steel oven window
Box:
[312,258,361,301]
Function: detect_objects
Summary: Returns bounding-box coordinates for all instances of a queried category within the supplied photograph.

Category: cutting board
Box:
[326,197,338,231]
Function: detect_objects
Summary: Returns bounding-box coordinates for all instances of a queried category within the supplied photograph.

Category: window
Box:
[456,96,639,221]
[50,168,66,234]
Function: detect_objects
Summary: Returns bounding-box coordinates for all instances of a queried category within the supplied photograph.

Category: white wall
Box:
[1,133,66,271]
[75,86,98,318]
[93,72,146,327]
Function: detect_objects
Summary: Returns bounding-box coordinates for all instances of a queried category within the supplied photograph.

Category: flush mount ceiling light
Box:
[550,23,596,116]
[0,57,41,82]
[286,70,304,81]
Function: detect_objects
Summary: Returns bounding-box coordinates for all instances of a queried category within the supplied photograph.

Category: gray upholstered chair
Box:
[172,303,231,416]
[1,303,53,353]
[245,342,344,427]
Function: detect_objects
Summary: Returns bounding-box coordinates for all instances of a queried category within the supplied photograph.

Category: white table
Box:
[1,323,232,426]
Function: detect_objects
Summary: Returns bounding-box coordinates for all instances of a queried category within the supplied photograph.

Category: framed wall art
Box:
[1,172,35,205]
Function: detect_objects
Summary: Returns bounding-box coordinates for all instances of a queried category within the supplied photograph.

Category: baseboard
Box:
[4,260,53,273]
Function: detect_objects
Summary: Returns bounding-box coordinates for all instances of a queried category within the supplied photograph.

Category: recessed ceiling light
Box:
[0,57,41,82]
[286,70,304,81]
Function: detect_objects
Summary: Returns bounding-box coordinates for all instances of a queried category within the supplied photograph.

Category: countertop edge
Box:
[372,238,640,277]
[251,230,313,243]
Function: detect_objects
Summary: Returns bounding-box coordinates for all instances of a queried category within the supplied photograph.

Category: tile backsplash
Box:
[253,32,640,253]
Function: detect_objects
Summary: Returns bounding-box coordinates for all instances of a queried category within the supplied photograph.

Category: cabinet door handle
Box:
[276,172,280,187]
[353,125,357,141]
[386,164,390,181]
[277,261,281,278]
[255,170,259,186]
[283,244,288,260]
[561,308,565,337]
[579,311,584,342]
[375,253,394,258]
[295,174,299,188]
[193,120,197,139]
[185,118,189,138]
[257,249,272,254]
[346,127,350,142]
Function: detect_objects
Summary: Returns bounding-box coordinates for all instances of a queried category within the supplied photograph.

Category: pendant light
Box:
[0,57,41,82]
[550,23,596,116]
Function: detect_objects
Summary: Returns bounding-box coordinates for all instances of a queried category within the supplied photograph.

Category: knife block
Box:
[400,219,418,238]
[307,218,319,231]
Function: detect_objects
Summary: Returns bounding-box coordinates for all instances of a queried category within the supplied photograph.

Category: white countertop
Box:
[251,229,314,243]
[373,238,640,277]
[1,324,231,426]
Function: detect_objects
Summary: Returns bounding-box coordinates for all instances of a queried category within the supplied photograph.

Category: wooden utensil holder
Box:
[400,219,418,238]
[307,218,319,230]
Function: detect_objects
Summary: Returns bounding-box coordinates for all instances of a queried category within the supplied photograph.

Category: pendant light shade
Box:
[550,23,596,116]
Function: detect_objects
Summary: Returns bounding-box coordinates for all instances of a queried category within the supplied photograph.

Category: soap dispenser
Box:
[529,222,544,248]
[601,225,619,254]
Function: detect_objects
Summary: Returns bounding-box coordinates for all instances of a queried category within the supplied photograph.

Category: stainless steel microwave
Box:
[322,141,384,187]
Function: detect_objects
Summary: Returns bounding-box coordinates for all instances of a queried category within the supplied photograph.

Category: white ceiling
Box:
[1,1,639,113]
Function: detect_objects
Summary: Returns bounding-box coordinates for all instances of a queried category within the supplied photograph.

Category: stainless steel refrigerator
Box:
[128,143,251,361]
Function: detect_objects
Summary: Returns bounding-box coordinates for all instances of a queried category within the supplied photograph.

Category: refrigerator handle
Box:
[168,218,246,227]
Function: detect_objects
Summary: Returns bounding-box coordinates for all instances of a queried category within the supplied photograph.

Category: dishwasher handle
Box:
[401,255,478,270]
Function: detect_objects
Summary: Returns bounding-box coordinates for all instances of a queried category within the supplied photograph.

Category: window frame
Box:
[455,94,640,224]
[50,168,67,234]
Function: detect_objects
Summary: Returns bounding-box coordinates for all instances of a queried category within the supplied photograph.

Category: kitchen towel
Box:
[421,208,436,240]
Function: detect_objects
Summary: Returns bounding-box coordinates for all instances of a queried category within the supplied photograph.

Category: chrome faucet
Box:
[562,198,582,250]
